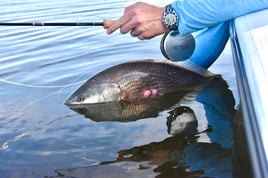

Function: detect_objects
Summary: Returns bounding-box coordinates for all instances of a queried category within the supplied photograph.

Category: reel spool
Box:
[160,31,195,61]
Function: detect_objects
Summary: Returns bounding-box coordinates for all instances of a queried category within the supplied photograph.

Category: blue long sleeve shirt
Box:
[172,0,268,34]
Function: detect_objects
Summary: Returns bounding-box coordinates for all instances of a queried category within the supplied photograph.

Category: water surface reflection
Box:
[49,76,234,178]
[0,0,244,177]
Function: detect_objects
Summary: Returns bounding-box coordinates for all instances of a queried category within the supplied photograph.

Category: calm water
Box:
[0,0,241,177]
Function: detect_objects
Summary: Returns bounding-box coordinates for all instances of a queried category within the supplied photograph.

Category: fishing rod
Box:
[0,19,115,28]
[0,19,195,61]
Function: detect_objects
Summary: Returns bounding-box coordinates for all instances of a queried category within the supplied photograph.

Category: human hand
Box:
[106,2,169,40]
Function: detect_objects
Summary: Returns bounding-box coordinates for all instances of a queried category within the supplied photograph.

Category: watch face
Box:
[165,13,177,25]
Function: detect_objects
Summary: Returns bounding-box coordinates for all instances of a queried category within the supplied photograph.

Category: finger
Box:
[130,25,143,37]
[107,14,133,34]
[106,19,123,34]
[107,3,139,35]
[136,31,154,40]
[130,29,139,37]
[120,19,137,34]
[130,30,146,40]
[130,30,135,37]
[124,2,136,13]
[137,35,145,40]
[134,24,163,40]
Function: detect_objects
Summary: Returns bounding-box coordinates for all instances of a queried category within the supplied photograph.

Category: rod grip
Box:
[103,19,116,29]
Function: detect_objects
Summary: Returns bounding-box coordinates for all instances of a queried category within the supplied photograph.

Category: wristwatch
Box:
[162,4,178,31]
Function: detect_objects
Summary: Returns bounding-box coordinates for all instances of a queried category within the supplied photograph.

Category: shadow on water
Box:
[42,75,252,178]
[67,91,189,122]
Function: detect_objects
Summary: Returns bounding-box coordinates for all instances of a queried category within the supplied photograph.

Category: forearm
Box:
[172,0,268,34]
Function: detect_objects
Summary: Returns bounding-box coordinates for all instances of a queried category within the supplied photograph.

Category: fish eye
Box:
[76,95,85,102]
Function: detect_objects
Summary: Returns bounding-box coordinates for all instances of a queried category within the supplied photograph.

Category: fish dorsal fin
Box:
[124,59,213,77]
[125,59,155,64]
[164,60,214,77]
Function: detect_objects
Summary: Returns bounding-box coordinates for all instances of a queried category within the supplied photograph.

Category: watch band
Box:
[163,4,178,31]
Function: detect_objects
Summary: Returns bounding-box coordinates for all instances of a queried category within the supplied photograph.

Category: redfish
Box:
[64,60,214,105]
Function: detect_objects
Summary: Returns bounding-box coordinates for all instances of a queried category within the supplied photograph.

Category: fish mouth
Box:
[64,97,76,106]
[64,91,85,106]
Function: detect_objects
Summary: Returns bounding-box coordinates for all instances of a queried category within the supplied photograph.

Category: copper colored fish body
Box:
[64,60,214,105]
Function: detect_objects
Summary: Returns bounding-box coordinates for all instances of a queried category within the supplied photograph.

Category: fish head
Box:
[64,81,121,105]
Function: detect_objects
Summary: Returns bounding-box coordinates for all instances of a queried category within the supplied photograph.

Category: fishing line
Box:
[56,72,88,101]
[0,78,81,110]
[0,77,84,150]
[10,69,89,111]
[19,91,60,111]
[0,78,85,88]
